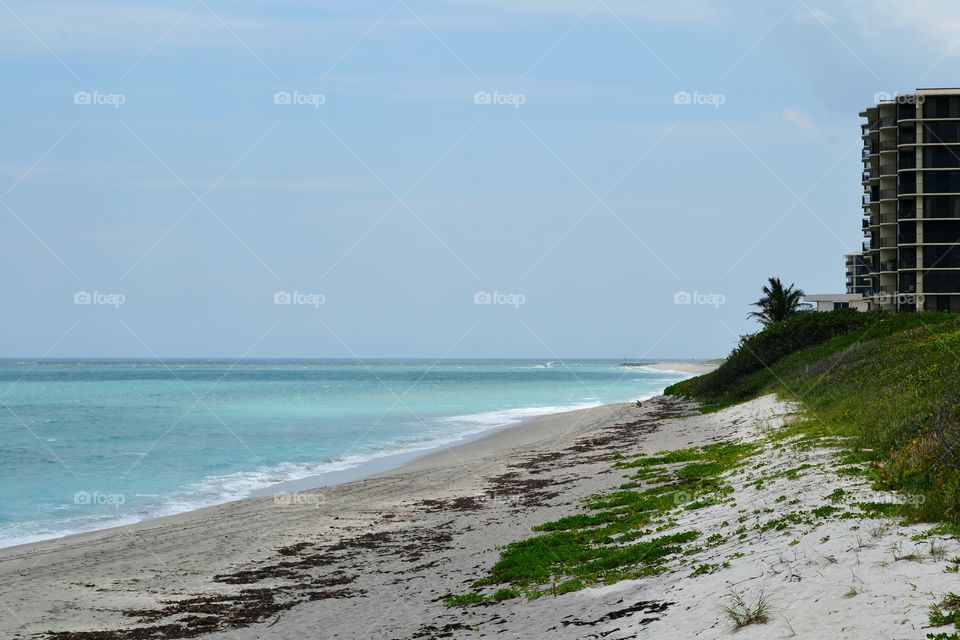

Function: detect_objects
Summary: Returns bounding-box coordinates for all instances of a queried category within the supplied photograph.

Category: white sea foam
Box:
[0,379,679,550]
[0,400,608,549]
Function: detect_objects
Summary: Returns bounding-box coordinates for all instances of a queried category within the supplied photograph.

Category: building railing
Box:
[863,241,872,251]
[879,164,897,175]
[925,209,960,219]
[879,213,897,224]
[879,116,897,128]
[880,188,898,199]
[880,140,898,151]
[879,237,897,248]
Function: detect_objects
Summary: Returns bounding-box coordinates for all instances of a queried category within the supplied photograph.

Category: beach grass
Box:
[665,309,960,529]
[450,440,761,602]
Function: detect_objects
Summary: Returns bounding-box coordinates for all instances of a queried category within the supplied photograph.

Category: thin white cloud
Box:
[0,162,373,191]
[792,5,835,25]
[781,108,817,136]
[432,0,728,23]
[0,1,399,54]
[0,0,728,58]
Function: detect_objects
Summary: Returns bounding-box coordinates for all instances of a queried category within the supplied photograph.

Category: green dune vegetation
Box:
[445,308,960,617]
[666,309,960,528]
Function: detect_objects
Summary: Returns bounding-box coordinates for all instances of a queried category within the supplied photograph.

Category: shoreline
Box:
[633,360,721,375]
[0,398,657,638]
[263,360,716,493]
[0,363,721,639]
[3,383,946,639]
[1,361,715,553]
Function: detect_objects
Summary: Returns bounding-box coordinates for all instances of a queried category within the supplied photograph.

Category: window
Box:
[924,146,960,168]
[924,96,960,119]
[924,196,960,218]
[923,171,960,194]
[924,271,960,293]
[925,121,960,143]
[923,220,960,243]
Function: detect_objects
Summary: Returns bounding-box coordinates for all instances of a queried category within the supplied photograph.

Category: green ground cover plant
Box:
[666,310,960,527]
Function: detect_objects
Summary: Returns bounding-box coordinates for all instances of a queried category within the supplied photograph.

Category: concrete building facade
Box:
[862,88,960,312]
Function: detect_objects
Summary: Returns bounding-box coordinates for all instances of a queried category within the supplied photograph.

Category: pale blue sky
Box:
[0,0,956,359]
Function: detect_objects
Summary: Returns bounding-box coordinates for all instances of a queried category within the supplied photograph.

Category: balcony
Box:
[880,188,898,199]
[899,133,917,145]
[863,241,872,251]
[879,212,897,224]
[880,140,898,151]
[926,210,960,220]
[899,156,917,169]
[879,259,898,272]
[862,218,870,229]
[898,207,917,219]
[899,234,918,244]
[879,164,897,176]
[879,116,897,128]
[879,237,897,248]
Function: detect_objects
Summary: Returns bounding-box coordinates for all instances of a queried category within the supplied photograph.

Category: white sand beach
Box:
[640,361,721,375]
[1,388,952,639]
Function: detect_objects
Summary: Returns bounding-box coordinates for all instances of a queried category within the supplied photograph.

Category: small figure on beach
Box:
[635,399,643,408]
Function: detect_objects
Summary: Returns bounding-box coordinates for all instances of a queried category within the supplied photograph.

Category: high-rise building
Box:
[862,88,960,312]
[845,252,871,295]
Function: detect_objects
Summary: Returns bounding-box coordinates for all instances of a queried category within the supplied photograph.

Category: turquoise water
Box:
[0,359,687,548]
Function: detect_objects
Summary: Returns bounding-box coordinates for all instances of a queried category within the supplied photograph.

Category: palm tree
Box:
[748,277,806,326]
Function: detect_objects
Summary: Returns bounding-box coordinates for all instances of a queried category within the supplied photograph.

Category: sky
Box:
[1,0,958,359]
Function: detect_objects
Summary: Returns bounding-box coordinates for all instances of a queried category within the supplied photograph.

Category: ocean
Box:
[0,359,688,548]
